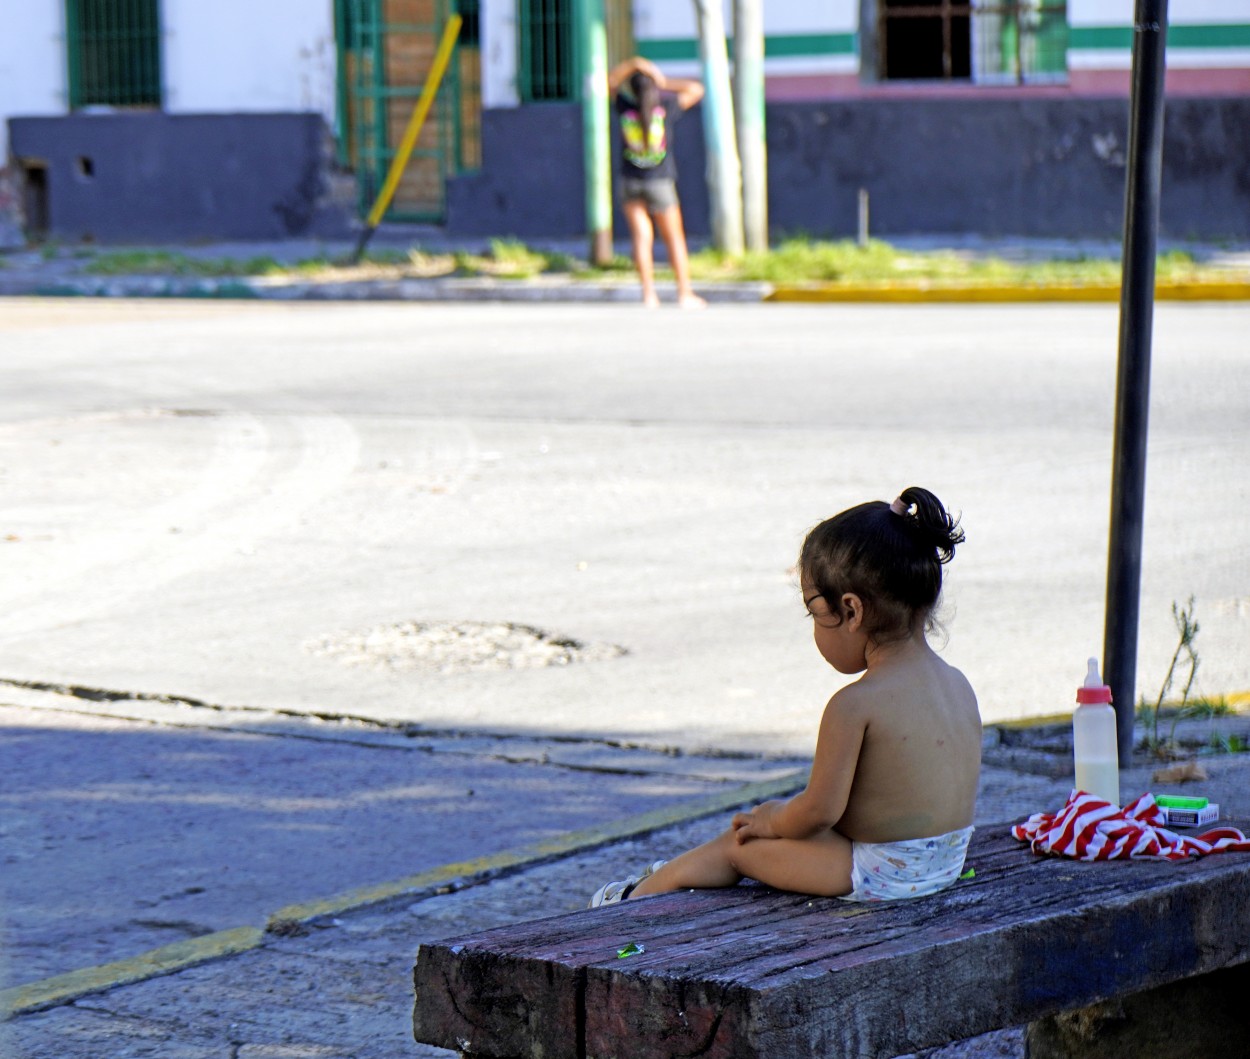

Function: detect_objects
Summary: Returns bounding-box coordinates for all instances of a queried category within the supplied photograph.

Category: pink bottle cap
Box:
[1077,657,1113,703]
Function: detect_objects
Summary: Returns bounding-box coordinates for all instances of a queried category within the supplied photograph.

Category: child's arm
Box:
[607,55,656,96]
[659,72,704,110]
[606,56,704,110]
[733,688,866,842]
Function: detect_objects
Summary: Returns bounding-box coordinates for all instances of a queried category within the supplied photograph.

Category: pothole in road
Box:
[306,620,627,674]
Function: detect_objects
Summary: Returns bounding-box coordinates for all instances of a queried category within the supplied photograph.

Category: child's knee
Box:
[721,829,754,876]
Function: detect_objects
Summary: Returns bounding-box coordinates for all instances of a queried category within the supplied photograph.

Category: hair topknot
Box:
[799,486,965,642]
[891,485,965,565]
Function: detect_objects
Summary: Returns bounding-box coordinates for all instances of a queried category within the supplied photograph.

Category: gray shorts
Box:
[620,176,679,213]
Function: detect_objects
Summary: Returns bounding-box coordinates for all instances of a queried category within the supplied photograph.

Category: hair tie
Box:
[889,497,908,516]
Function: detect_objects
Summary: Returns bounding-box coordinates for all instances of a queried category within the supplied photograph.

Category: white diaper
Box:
[839,825,974,902]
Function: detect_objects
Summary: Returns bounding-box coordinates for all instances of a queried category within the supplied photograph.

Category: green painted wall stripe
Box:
[768,33,856,58]
[638,38,697,61]
[1071,23,1250,51]
[640,32,856,64]
[641,25,1250,63]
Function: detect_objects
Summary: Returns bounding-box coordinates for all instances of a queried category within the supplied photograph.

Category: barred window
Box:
[518,0,573,101]
[516,0,634,103]
[66,0,163,108]
[877,1,1067,84]
[457,0,481,47]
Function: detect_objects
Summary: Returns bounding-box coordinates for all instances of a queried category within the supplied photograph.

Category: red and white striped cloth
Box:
[1012,790,1250,861]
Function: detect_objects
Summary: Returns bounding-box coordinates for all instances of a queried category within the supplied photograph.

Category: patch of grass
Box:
[419,238,583,280]
[69,238,1239,287]
[78,240,623,282]
[487,237,556,277]
[1209,730,1249,754]
[284,256,338,275]
[689,238,902,283]
[84,250,284,277]
[686,239,1225,287]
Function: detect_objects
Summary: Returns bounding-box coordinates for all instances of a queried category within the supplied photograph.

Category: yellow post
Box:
[351,13,464,262]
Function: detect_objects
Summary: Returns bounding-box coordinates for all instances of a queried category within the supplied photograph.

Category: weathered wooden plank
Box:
[413,823,1250,1059]
[413,944,583,1059]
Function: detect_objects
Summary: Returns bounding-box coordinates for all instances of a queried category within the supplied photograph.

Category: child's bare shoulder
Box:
[820,678,878,728]
[844,653,978,729]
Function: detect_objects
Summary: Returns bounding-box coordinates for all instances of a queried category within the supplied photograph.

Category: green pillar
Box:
[577,0,613,266]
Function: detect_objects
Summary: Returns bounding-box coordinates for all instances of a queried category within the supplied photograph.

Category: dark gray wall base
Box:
[0,164,24,248]
[7,112,356,243]
[445,103,709,241]
[447,97,1250,242]
[7,98,1246,245]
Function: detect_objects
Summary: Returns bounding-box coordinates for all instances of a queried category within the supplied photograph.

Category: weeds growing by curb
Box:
[68,238,1242,287]
[1137,597,1246,759]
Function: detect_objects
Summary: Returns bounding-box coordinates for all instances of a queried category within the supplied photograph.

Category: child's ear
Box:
[840,593,864,631]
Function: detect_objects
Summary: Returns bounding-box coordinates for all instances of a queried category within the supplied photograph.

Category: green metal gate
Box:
[335,0,480,223]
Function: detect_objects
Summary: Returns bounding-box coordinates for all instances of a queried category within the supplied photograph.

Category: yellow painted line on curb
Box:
[1,769,807,1019]
[0,927,263,1021]
[268,769,808,924]
[766,282,1250,303]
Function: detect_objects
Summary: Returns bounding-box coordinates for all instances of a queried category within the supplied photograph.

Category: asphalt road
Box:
[2,299,1246,739]
[2,297,1248,1009]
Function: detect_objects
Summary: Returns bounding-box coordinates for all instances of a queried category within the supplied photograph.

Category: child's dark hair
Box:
[799,486,965,641]
[628,71,661,149]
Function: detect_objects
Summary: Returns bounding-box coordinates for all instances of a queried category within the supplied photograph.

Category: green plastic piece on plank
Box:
[1156,795,1208,809]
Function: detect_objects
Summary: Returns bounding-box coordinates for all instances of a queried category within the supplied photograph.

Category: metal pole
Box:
[732,0,767,252]
[693,0,744,255]
[1103,0,1168,765]
[577,0,613,266]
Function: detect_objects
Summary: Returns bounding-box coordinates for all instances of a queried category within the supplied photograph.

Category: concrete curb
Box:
[0,769,807,1019]
[767,281,1250,303]
[2,274,1247,304]
[0,928,265,1021]
[0,274,772,303]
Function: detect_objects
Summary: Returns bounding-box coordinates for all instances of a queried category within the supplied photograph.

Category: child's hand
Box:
[731,801,781,844]
[635,56,662,82]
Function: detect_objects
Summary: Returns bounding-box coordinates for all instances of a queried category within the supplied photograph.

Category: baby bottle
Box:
[1073,658,1119,805]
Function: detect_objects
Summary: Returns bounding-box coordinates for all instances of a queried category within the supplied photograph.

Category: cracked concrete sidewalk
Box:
[5,684,1250,1058]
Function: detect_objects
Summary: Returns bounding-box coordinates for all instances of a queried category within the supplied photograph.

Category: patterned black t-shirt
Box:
[615,92,681,182]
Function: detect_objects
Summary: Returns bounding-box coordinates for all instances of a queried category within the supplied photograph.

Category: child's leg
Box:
[652,203,705,308]
[630,825,853,899]
[622,199,660,307]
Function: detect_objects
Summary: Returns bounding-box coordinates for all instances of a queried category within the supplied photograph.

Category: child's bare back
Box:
[832,641,981,844]
[590,487,980,908]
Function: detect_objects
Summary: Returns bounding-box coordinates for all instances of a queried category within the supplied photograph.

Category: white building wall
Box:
[163,0,337,123]
[0,3,66,158]
[632,0,859,80]
[2,0,338,159]
[1070,0,1250,25]
[633,0,856,37]
[481,0,519,107]
[1070,0,1250,72]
